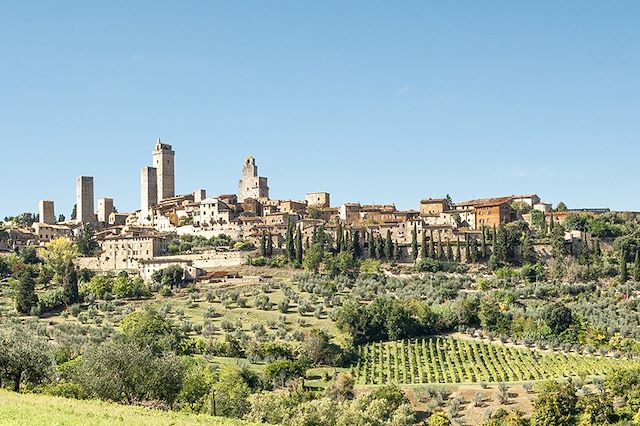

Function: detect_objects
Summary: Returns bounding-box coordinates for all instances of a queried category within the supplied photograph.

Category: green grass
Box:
[353,336,640,385]
[0,390,261,426]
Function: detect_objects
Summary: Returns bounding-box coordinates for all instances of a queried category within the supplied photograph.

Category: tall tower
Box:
[141,166,158,222]
[97,198,114,223]
[152,139,175,201]
[76,176,96,223]
[39,200,55,224]
[238,156,269,203]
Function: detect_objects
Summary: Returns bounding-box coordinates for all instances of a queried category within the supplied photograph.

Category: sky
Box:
[1,1,639,219]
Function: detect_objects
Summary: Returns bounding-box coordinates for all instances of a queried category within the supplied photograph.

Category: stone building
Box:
[76,176,96,223]
[39,200,55,225]
[97,198,114,223]
[238,156,269,202]
[152,140,175,202]
[420,198,449,216]
[305,192,330,208]
[98,233,168,271]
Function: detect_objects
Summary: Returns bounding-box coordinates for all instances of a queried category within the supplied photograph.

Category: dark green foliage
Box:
[266,231,273,257]
[521,233,535,264]
[151,265,185,289]
[77,225,99,256]
[411,223,418,261]
[384,230,393,261]
[421,231,428,259]
[15,269,38,314]
[260,231,266,257]
[264,359,308,387]
[119,306,186,354]
[620,247,628,284]
[61,261,79,306]
[542,302,573,335]
[294,227,303,266]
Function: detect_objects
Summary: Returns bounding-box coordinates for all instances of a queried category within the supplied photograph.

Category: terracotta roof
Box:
[456,196,514,208]
[420,198,447,203]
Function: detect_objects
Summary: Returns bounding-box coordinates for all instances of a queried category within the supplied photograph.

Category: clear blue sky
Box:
[1,1,639,219]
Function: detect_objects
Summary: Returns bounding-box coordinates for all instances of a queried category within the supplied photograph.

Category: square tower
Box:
[141,166,158,223]
[152,139,175,201]
[97,198,114,223]
[39,200,56,224]
[76,176,96,223]
[238,155,269,202]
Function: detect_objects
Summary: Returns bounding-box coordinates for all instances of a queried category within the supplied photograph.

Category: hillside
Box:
[0,390,261,426]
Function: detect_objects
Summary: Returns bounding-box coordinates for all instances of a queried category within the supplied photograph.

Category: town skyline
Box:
[2,2,639,217]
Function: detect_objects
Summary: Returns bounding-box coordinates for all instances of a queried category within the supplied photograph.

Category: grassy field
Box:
[0,390,261,426]
[353,336,640,385]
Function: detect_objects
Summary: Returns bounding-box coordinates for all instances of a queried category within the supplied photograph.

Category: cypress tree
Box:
[260,231,267,257]
[266,231,273,257]
[304,236,310,251]
[634,250,640,282]
[428,230,434,258]
[421,230,428,259]
[437,233,444,260]
[522,233,535,264]
[15,270,37,314]
[481,226,487,259]
[368,231,376,259]
[455,237,462,262]
[464,236,470,263]
[294,228,303,266]
[411,223,418,261]
[594,239,602,257]
[549,211,555,231]
[491,226,498,259]
[446,239,452,261]
[620,247,628,284]
[495,225,508,263]
[62,261,79,305]
[286,223,295,262]
[384,230,394,261]
[376,235,384,260]
[470,237,479,263]
[393,241,399,263]
[352,230,362,258]
[336,223,344,252]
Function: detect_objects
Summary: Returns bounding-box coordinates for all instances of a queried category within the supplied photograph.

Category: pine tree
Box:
[421,230,428,260]
[260,231,267,257]
[411,223,418,261]
[266,231,273,257]
[620,247,628,284]
[384,230,394,261]
[15,270,37,314]
[294,228,303,266]
[62,261,79,305]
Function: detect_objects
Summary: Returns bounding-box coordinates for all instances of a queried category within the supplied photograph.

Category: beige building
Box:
[194,197,236,227]
[98,233,168,271]
[140,166,158,223]
[32,223,74,243]
[305,192,330,208]
[97,198,114,223]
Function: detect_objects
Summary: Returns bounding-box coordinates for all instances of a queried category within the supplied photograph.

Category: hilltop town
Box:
[0,140,609,280]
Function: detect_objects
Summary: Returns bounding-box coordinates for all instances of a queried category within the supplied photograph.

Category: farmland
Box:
[352,336,640,385]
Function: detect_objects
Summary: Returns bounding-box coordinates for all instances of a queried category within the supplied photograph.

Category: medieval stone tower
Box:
[76,176,96,223]
[152,139,175,201]
[238,155,269,202]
